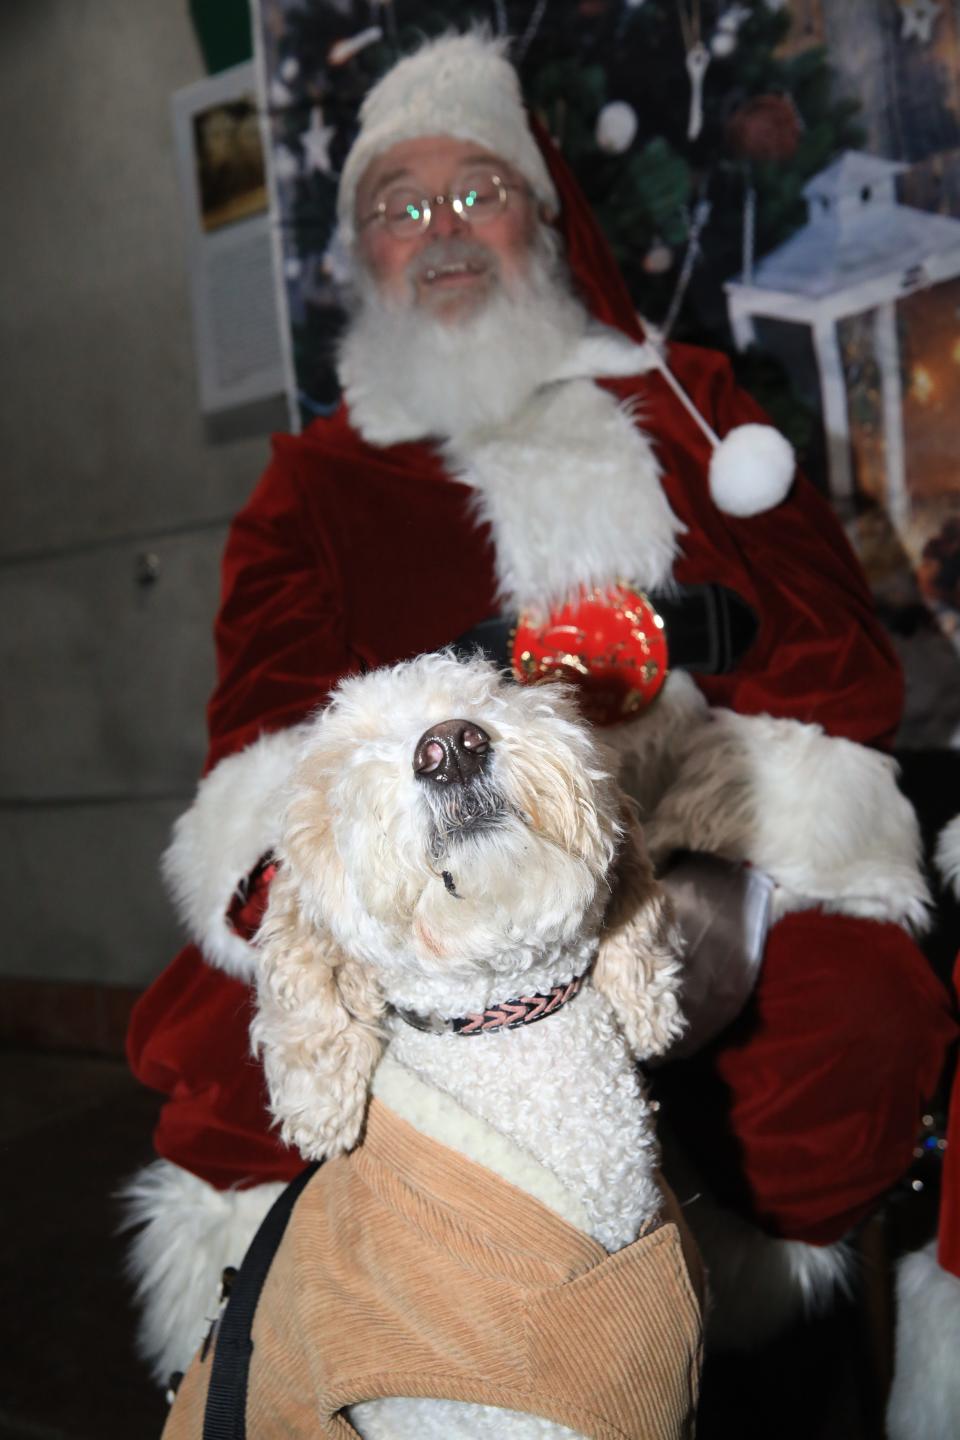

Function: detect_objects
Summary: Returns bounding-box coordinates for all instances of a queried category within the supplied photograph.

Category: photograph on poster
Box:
[192,96,269,231]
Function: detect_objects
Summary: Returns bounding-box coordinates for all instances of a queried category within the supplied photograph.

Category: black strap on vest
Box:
[451,582,757,678]
[201,1162,320,1440]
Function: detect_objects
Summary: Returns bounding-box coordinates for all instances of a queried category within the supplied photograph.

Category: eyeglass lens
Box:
[379,170,505,233]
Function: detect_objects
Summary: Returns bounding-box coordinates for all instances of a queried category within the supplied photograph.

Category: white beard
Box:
[337,232,590,446]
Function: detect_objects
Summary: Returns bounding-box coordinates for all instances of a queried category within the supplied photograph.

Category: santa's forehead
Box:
[357,136,511,198]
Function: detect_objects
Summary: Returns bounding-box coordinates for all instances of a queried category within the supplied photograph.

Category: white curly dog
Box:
[243,651,698,1440]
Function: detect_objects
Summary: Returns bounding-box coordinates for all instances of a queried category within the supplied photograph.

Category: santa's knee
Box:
[750,908,955,1110]
[679,908,957,1243]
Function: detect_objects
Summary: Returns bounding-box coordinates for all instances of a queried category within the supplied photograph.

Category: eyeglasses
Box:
[357,168,528,238]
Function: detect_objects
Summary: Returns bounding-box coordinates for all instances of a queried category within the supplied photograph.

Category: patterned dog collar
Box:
[392,970,588,1037]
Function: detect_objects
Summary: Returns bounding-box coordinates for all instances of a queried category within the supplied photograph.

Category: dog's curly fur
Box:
[250,652,689,1439]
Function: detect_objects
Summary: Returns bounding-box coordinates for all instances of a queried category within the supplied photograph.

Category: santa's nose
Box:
[413,719,491,785]
[429,196,468,237]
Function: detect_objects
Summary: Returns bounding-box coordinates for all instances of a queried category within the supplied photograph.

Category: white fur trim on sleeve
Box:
[162,727,309,980]
[935,815,960,900]
[644,709,930,934]
[887,1241,960,1440]
[121,1160,282,1382]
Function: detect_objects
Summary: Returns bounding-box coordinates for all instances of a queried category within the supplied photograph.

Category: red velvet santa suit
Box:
[127,125,958,1377]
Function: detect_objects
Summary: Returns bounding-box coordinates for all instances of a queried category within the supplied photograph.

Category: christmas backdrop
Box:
[231,0,960,745]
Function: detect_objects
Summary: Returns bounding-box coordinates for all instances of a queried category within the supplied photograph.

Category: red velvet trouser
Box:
[128,908,958,1247]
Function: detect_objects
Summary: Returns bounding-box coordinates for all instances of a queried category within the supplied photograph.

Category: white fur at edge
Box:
[120,1160,282,1383]
[162,726,308,980]
[887,1241,960,1440]
[885,817,960,1440]
[935,813,960,898]
[708,422,795,518]
[450,371,684,616]
[643,704,930,933]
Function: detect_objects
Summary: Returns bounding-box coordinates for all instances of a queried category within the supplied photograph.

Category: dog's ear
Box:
[252,862,384,1161]
[593,805,686,1060]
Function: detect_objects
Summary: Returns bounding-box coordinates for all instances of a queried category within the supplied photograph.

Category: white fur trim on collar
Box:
[547,327,657,383]
[641,709,930,933]
[162,727,309,980]
[935,815,960,900]
[448,373,684,615]
[887,1241,960,1440]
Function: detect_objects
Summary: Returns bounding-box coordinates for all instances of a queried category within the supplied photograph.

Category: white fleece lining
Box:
[371,1051,591,1231]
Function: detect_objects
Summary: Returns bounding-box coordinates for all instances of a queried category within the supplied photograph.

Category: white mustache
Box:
[407,238,500,288]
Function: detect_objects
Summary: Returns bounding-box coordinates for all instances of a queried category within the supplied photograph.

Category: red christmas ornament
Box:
[512,584,668,726]
[725,93,802,165]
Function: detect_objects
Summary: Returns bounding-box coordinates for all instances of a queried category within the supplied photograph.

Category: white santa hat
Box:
[337,30,559,246]
[337,30,794,517]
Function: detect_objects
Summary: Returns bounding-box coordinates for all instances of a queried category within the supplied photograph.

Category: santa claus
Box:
[125,31,958,1434]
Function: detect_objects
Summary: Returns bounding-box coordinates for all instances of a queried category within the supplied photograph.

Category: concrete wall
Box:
[0,1,273,986]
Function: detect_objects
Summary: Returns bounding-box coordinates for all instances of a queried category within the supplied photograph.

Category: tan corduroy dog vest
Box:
[163,1100,702,1439]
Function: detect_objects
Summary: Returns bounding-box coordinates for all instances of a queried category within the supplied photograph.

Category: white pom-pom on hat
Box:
[644,343,796,516]
[708,423,795,517]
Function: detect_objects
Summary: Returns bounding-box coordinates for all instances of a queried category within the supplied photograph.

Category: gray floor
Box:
[0,1051,167,1440]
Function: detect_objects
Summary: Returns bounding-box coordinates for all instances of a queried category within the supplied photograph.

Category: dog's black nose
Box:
[413,719,491,785]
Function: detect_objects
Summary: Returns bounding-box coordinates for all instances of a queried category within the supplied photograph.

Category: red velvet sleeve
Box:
[204,445,358,773]
[665,345,904,750]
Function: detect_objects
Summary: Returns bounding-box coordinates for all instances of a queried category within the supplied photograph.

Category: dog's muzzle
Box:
[414,719,510,856]
[413,719,491,787]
